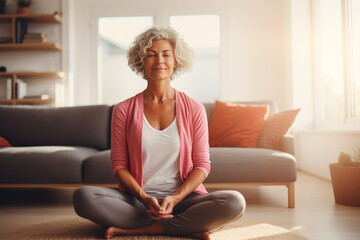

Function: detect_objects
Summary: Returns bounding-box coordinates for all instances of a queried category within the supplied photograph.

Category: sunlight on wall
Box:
[99,17,152,48]
[170,15,220,48]
[170,15,221,103]
[97,15,221,104]
[98,16,153,104]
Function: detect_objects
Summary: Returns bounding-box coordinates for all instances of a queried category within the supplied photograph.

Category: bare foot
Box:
[105,222,165,239]
[191,231,211,240]
[105,227,125,239]
[105,226,210,240]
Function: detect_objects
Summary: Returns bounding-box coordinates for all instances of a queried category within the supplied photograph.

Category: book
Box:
[23,94,50,100]
[6,78,12,99]
[22,33,48,43]
[23,38,48,43]
[15,20,28,43]
[16,79,27,99]
[24,32,44,36]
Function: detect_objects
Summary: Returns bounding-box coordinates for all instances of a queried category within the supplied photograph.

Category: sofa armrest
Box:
[279,135,295,156]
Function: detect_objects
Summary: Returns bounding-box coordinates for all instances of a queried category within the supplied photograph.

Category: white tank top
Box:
[142,115,182,197]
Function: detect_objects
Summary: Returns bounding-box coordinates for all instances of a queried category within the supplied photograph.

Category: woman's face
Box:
[143,39,177,81]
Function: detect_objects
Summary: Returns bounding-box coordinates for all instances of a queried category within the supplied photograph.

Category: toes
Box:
[105,227,114,239]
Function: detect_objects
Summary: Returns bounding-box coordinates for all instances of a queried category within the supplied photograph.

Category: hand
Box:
[142,196,173,220]
[159,195,179,215]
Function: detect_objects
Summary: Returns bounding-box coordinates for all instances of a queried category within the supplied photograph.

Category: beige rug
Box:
[0,217,307,240]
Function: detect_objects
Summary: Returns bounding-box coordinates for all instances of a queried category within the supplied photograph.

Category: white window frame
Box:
[312,0,360,130]
[343,0,360,123]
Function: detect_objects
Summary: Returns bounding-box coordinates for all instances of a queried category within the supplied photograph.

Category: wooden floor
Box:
[0,171,359,240]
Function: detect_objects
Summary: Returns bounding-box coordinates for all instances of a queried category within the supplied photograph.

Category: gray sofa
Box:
[0,101,296,208]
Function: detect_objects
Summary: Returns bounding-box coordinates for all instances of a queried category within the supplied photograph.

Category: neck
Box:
[144,80,174,103]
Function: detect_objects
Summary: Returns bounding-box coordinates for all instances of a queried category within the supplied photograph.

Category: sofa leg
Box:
[287,182,295,208]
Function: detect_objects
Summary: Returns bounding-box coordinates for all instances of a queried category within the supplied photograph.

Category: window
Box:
[98,16,153,104]
[346,0,360,117]
[313,0,360,126]
[97,14,221,104]
[313,0,344,121]
[170,15,221,103]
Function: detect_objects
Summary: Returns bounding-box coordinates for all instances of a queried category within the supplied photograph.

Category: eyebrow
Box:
[147,49,172,53]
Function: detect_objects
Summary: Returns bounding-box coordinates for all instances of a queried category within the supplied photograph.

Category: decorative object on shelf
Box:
[0,0,6,14]
[13,0,33,15]
[329,149,360,206]
[0,66,6,72]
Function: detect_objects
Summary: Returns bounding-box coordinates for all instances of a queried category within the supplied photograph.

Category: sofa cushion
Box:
[209,101,269,148]
[257,108,300,150]
[0,105,112,150]
[0,146,98,184]
[205,148,297,183]
[83,150,117,184]
[203,101,277,125]
[0,136,11,147]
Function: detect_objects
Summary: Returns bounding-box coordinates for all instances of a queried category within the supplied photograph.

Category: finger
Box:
[160,199,171,211]
[150,199,161,211]
[158,214,174,219]
[149,213,174,220]
[147,209,173,217]
[161,201,174,214]
[160,200,166,210]
[147,209,170,216]
[148,213,162,220]
[147,212,173,220]
[145,198,161,211]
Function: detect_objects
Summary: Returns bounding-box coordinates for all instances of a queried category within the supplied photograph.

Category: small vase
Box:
[17,7,30,15]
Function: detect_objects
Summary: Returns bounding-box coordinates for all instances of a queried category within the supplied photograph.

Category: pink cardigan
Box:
[110,90,211,194]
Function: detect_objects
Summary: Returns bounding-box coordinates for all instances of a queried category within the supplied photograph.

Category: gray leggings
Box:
[73,186,246,236]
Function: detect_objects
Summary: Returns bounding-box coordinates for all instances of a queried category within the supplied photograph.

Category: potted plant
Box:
[13,0,33,14]
[329,148,360,206]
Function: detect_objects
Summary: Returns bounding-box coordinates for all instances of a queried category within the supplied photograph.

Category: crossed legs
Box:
[73,186,246,239]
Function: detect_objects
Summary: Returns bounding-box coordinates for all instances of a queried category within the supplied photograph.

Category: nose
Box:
[155,54,164,64]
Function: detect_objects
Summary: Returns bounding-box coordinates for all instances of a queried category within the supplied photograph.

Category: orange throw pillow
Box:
[0,136,11,147]
[257,108,300,150]
[209,101,269,148]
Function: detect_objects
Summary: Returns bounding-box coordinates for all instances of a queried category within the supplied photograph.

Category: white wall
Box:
[224,0,291,111]
[290,0,314,131]
[297,131,360,180]
[67,0,292,110]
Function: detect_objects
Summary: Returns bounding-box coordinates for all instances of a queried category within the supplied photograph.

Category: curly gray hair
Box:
[127,27,193,80]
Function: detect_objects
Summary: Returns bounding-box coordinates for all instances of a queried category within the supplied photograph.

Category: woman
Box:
[73,27,246,240]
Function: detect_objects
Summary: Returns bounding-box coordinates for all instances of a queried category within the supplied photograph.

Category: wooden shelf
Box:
[0,13,61,23]
[0,98,54,105]
[0,43,61,51]
[0,13,62,106]
[0,71,64,78]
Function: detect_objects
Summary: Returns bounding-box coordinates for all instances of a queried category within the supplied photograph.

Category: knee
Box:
[73,186,95,217]
[228,191,246,218]
[214,191,246,220]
